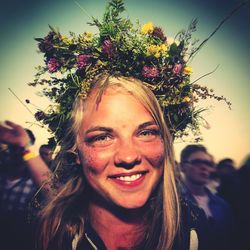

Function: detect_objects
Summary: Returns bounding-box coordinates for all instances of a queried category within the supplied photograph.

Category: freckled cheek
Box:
[79,145,114,174]
[142,142,164,168]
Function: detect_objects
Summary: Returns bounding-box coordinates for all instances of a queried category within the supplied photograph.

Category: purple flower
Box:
[77,54,90,69]
[38,40,54,53]
[47,58,60,73]
[152,27,167,42]
[172,63,183,75]
[102,39,114,57]
[38,31,56,53]
[142,65,159,78]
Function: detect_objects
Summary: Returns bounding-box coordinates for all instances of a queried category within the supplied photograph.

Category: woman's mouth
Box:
[115,173,142,181]
[108,171,148,187]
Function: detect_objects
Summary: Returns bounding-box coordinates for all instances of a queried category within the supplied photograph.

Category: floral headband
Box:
[28,0,236,144]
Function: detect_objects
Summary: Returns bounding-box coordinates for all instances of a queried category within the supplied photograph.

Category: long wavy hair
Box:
[38,74,180,250]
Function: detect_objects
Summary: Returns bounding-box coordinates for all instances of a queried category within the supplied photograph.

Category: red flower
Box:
[47,58,60,73]
[142,65,159,78]
[152,27,167,42]
[172,63,183,75]
[102,40,114,57]
[77,54,91,69]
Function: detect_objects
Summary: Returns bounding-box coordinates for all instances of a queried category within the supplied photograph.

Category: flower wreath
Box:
[28,0,233,144]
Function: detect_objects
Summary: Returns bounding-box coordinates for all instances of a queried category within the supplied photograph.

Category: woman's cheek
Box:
[80,145,113,174]
[142,141,164,168]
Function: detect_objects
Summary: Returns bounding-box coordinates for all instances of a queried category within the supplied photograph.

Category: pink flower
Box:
[142,65,159,78]
[102,39,114,57]
[47,58,60,73]
[77,54,90,69]
[172,63,183,74]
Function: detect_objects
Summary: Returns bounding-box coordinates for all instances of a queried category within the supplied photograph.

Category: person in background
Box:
[217,158,236,178]
[216,158,237,204]
[0,121,51,250]
[180,144,234,250]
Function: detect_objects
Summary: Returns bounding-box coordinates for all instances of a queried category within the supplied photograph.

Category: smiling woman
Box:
[38,74,183,250]
[77,77,165,210]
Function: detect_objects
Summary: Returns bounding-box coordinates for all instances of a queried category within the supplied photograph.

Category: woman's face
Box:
[77,87,164,209]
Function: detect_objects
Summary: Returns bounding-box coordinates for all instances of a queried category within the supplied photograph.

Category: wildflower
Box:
[172,63,183,74]
[84,32,93,42]
[142,65,159,78]
[152,27,167,42]
[47,58,60,73]
[182,96,191,103]
[147,45,160,58]
[141,22,154,35]
[62,35,72,45]
[77,54,91,69]
[102,39,114,57]
[79,32,93,43]
[183,66,193,75]
[160,44,168,52]
[38,31,57,53]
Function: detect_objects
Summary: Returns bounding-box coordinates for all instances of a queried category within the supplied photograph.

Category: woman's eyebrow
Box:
[85,126,113,134]
[138,121,157,130]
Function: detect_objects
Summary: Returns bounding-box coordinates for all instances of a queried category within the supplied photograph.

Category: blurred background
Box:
[0,0,249,166]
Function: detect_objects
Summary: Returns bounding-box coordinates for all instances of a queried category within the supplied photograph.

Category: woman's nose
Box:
[114,140,141,169]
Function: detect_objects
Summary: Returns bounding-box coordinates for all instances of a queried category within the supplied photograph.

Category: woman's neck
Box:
[88,200,146,250]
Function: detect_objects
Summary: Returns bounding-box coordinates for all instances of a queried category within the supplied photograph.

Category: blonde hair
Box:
[38,74,180,250]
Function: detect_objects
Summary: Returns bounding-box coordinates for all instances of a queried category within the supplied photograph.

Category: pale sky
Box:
[0,0,249,167]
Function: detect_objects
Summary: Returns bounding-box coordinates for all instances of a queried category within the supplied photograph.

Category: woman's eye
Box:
[138,129,160,139]
[85,134,113,146]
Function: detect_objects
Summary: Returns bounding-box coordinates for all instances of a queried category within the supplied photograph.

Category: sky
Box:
[0,0,249,167]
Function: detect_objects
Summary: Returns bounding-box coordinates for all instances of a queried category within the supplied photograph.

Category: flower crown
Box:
[28,0,231,144]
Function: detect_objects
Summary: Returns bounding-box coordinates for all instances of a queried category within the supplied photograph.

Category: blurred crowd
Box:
[0,123,249,250]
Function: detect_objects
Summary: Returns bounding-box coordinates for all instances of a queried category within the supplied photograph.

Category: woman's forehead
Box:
[86,86,142,111]
[80,88,154,129]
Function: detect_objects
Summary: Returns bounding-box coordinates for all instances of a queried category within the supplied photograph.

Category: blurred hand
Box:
[0,121,30,148]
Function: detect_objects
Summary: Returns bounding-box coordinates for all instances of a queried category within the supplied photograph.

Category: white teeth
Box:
[116,174,142,181]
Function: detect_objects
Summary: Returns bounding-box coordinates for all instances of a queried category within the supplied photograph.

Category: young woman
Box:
[0,79,207,250]
[0,1,220,247]
[36,75,202,250]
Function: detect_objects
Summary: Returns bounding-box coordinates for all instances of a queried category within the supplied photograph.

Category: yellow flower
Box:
[84,32,93,42]
[147,44,159,55]
[141,22,154,34]
[146,44,167,58]
[160,44,168,52]
[183,96,191,103]
[79,32,93,43]
[183,66,193,75]
[62,35,72,45]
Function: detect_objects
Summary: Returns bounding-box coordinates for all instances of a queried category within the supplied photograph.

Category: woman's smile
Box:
[108,170,148,188]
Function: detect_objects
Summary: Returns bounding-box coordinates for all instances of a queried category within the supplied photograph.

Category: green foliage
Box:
[29,0,230,144]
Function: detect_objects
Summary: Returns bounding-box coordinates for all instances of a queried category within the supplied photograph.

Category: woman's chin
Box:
[114,196,148,210]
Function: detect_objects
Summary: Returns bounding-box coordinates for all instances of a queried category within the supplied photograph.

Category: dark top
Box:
[181,184,234,250]
[76,199,210,250]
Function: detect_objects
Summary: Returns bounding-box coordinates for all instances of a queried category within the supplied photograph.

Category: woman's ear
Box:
[76,148,82,165]
[76,153,81,165]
